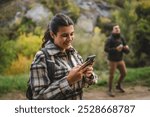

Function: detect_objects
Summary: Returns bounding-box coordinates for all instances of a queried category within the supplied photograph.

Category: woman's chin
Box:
[65,43,71,48]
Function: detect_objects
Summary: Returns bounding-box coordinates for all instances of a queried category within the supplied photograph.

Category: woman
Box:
[29,13,97,100]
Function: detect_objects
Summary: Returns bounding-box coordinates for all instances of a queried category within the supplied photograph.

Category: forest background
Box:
[0,0,150,99]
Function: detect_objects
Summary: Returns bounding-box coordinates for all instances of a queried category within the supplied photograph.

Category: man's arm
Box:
[121,37,130,54]
[104,38,117,54]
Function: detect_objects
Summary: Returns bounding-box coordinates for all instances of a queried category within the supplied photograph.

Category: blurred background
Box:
[0,0,150,99]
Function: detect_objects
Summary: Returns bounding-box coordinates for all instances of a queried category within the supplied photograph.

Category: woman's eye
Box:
[70,33,74,36]
[61,32,74,37]
[62,34,68,37]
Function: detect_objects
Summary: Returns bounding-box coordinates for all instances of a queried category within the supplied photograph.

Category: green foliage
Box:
[40,0,80,22]
[65,0,80,22]
[16,33,42,57]
[1,0,150,75]
[4,54,32,75]
[111,0,150,67]
[0,74,28,96]
[133,19,150,66]
[0,38,17,73]
[0,67,150,96]
[0,31,42,74]
[96,67,150,87]
[40,0,59,13]
[112,0,137,35]
[0,0,20,26]
[73,27,107,71]
[133,2,150,66]
[1,32,42,75]
[17,17,36,34]
[125,67,150,86]
[0,0,22,40]
[136,0,150,16]
[95,70,108,86]
[97,17,112,36]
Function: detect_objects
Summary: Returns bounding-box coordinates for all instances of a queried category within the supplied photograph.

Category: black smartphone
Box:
[79,55,96,70]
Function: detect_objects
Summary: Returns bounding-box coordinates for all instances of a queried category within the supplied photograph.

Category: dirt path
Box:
[83,86,150,100]
[0,86,150,100]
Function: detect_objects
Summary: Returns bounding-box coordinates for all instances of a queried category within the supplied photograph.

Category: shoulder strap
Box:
[41,48,55,84]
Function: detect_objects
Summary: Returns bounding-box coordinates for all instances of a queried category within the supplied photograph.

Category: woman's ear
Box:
[50,31,55,39]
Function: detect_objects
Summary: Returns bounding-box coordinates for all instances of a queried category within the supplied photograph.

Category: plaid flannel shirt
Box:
[30,40,97,100]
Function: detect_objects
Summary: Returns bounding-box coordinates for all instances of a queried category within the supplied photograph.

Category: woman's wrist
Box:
[67,76,73,86]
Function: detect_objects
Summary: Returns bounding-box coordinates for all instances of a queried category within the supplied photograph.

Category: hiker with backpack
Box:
[104,24,130,97]
[27,13,97,100]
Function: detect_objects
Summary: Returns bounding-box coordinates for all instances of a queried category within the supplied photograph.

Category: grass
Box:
[95,66,150,87]
[0,74,28,96]
[125,67,150,86]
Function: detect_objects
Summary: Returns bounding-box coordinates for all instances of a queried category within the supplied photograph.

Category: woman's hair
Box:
[42,13,74,47]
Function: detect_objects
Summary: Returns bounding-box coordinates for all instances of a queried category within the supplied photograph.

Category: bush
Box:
[125,67,150,86]
[4,54,32,75]
[66,0,80,22]
[73,26,107,71]
[0,74,28,95]
[0,38,17,73]
[133,3,150,66]
[111,0,150,67]
[3,32,42,75]
[16,33,42,57]
[40,0,80,22]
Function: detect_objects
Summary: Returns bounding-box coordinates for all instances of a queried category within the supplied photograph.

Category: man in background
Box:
[104,24,130,97]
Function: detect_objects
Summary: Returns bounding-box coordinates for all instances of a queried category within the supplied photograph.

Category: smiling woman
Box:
[27,13,98,100]
[50,25,74,51]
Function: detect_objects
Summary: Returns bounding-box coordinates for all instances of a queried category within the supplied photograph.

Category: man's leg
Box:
[108,61,117,96]
[116,60,127,92]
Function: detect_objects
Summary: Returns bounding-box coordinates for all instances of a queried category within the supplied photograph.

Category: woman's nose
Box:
[67,35,73,41]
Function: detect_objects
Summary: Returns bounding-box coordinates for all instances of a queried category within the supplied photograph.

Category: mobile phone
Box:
[79,55,96,70]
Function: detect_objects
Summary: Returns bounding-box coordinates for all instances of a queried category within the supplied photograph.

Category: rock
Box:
[14,12,23,25]
[76,0,112,33]
[25,3,52,24]
[76,1,99,32]
[96,1,112,17]
[77,14,95,32]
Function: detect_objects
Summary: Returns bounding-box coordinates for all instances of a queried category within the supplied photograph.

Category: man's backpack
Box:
[26,48,55,99]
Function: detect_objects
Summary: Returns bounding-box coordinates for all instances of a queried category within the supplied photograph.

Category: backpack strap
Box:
[41,48,55,84]
[26,48,55,100]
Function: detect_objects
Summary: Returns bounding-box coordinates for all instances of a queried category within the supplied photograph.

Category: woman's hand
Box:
[67,64,94,85]
[84,65,93,78]
[67,65,83,85]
